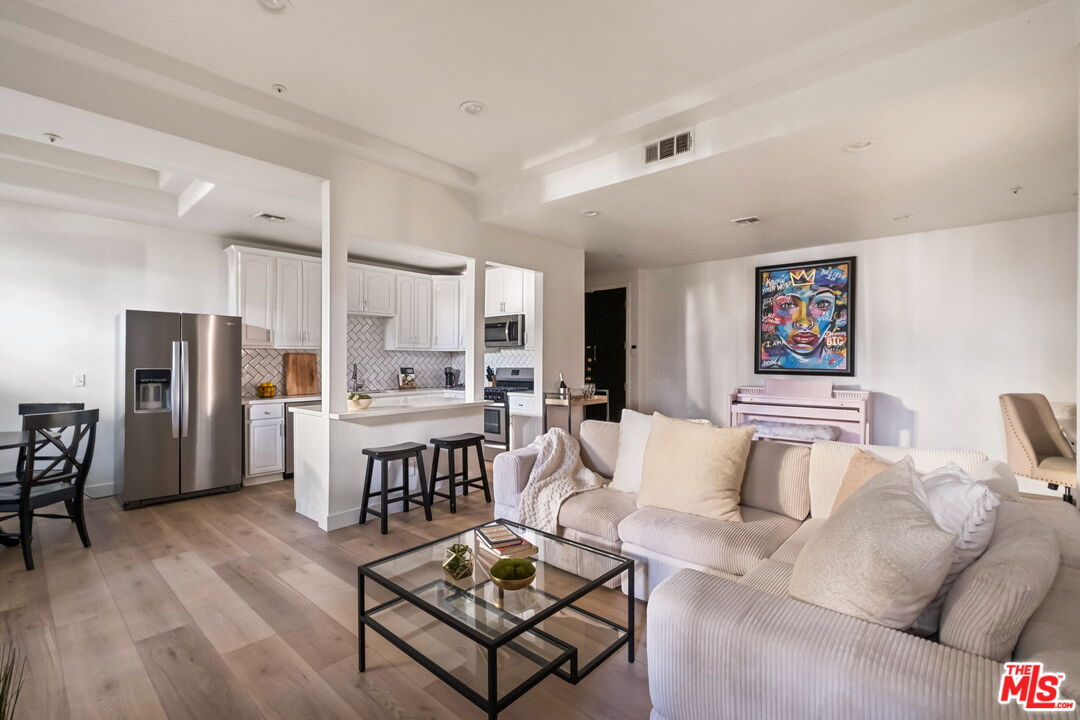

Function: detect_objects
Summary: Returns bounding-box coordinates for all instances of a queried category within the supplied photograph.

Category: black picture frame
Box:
[754,256,856,376]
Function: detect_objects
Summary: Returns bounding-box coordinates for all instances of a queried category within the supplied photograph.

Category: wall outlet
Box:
[72,372,86,388]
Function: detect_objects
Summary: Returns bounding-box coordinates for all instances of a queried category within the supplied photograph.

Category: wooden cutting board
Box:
[282,353,319,396]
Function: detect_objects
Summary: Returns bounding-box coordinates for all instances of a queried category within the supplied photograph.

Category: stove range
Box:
[483,368,534,446]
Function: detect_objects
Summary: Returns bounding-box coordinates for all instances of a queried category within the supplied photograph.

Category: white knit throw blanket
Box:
[517,428,603,533]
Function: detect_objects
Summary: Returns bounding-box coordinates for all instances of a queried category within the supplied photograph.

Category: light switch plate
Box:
[72,372,86,387]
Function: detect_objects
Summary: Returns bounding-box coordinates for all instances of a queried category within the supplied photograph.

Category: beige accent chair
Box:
[1000,393,1076,503]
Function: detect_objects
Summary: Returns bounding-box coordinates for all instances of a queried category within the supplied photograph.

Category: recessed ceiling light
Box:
[257,0,291,14]
[842,139,875,153]
[1010,186,1023,195]
[43,132,61,144]
[579,210,601,217]
[892,214,913,221]
[271,83,288,95]
[459,100,486,116]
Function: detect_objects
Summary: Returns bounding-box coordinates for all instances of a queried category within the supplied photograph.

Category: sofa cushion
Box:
[579,420,619,478]
[832,449,890,510]
[637,414,754,522]
[1015,566,1080,699]
[609,409,651,493]
[939,500,1059,662]
[1031,498,1080,569]
[769,517,826,564]
[739,558,794,596]
[740,440,811,521]
[617,506,801,577]
[789,459,956,630]
[557,487,638,543]
[808,441,989,518]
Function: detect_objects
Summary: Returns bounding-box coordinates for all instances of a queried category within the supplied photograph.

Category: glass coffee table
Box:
[358,518,635,720]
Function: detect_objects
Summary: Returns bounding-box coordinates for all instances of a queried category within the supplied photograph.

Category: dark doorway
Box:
[585,287,627,421]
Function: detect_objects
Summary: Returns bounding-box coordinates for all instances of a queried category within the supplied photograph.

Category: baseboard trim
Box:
[85,482,115,499]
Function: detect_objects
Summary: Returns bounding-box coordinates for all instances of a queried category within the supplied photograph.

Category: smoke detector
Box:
[253,211,287,223]
[257,0,291,14]
[730,216,761,226]
[43,132,62,144]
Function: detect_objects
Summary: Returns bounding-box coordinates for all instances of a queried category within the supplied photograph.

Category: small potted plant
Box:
[443,543,474,581]
[347,392,373,412]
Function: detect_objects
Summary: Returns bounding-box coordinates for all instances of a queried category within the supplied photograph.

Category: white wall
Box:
[620,212,1077,459]
[0,200,229,493]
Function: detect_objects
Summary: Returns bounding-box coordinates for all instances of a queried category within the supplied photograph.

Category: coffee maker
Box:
[444,367,459,388]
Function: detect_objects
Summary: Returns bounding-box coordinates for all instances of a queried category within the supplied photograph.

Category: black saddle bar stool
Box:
[428,432,490,514]
[360,442,431,534]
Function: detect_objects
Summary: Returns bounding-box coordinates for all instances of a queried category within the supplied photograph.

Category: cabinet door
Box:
[458,277,468,350]
[485,267,505,315]
[394,275,415,348]
[238,252,275,347]
[502,268,525,314]
[431,277,459,350]
[523,271,536,349]
[346,266,364,314]
[412,276,433,349]
[246,418,284,476]
[364,268,396,315]
[302,260,321,348]
[275,257,304,348]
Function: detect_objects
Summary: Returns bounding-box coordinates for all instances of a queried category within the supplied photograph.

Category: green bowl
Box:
[489,558,536,590]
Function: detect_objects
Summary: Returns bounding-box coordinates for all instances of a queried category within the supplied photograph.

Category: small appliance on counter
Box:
[444,367,460,388]
[398,366,418,390]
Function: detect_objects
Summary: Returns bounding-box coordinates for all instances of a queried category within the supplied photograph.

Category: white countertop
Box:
[242,387,465,406]
[289,396,489,421]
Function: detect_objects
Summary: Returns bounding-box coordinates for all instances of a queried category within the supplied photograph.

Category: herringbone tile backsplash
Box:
[241,315,470,396]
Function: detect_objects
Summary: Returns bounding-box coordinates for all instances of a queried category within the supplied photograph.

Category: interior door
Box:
[585,287,627,421]
[276,257,304,347]
[180,314,242,494]
[123,310,181,504]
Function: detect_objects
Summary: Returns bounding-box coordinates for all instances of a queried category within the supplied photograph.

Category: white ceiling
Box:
[18,0,911,174]
[0,0,1075,272]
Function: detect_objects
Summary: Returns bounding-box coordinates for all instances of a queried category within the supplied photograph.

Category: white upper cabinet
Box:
[387,274,434,350]
[363,268,396,315]
[275,257,305,348]
[302,260,321,348]
[228,249,275,347]
[347,265,396,316]
[486,266,525,316]
[432,277,460,350]
[523,272,536,349]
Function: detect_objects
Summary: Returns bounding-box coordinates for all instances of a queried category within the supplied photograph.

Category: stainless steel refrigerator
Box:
[118,310,242,509]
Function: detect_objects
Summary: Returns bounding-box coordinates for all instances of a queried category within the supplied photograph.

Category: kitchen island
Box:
[289,392,490,530]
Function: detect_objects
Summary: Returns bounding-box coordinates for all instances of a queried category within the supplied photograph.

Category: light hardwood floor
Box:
[0,478,650,720]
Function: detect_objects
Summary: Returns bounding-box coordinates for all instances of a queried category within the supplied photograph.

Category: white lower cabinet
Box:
[245,404,284,477]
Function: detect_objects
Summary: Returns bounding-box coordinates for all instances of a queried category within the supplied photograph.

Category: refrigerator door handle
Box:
[181,340,191,438]
[171,341,182,439]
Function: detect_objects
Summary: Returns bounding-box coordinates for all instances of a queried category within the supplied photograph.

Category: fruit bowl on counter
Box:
[346,393,373,411]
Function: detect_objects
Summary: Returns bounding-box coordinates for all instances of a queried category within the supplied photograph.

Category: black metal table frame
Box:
[358,518,635,720]
[541,389,611,435]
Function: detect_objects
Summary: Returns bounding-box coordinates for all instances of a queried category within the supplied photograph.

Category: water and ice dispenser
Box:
[134,368,172,413]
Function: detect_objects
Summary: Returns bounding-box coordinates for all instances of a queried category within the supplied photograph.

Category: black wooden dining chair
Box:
[0,408,98,570]
[15,403,84,480]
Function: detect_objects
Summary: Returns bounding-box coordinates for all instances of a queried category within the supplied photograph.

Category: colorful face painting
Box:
[755,257,855,375]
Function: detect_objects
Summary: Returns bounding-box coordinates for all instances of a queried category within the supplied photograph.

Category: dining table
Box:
[0,430,29,546]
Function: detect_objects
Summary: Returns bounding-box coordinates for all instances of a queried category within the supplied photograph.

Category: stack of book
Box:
[475,524,538,560]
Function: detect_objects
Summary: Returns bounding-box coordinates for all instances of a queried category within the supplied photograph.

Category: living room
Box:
[0,1,1077,719]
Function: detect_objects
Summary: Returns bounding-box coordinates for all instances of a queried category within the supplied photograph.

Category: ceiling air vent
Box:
[253,211,287,223]
[730,216,761,226]
[644,129,694,165]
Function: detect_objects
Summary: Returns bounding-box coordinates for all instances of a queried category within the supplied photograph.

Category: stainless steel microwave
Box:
[485,314,526,348]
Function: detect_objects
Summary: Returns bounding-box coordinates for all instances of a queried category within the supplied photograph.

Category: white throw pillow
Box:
[609,409,653,493]
[910,464,1001,636]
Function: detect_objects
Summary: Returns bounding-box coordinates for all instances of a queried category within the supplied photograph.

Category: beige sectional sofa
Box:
[492,419,1080,719]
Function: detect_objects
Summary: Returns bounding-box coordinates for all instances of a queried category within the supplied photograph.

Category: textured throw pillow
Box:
[832,449,890,510]
[939,500,1060,661]
[609,409,653,494]
[788,458,956,629]
[909,465,1001,636]
[636,413,754,522]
